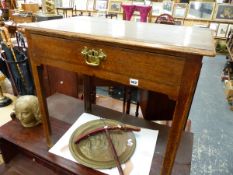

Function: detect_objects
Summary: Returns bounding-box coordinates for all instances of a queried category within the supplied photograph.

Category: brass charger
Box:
[69,119,136,169]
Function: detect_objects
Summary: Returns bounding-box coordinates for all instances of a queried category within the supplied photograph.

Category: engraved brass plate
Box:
[69,119,136,169]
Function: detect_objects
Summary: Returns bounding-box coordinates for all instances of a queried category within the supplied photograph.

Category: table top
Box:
[22,16,215,56]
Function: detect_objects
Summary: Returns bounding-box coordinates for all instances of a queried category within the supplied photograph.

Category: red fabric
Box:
[135,5,152,22]
[121,4,152,22]
[1,0,7,9]
[121,4,135,21]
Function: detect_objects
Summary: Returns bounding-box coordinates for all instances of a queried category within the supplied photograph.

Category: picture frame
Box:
[229,32,233,50]
[132,0,144,15]
[75,0,88,10]
[108,0,122,13]
[216,23,228,38]
[87,0,95,10]
[162,1,174,15]
[227,24,233,38]
[95,0,108,10]
[132,0,145,6]
[121,0,133,13]
[187,2,215,20]
[121,0,133,5]
[209,22,219,37]
[152,2,163,16]
[226,26,233,47]
[173,3,188,18]
[214,4,233,22]
[145,0,151,6]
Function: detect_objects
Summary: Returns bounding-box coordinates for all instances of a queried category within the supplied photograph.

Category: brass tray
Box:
[69,119,136,169]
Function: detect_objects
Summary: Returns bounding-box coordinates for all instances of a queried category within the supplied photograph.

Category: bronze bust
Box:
[14,95,41,128]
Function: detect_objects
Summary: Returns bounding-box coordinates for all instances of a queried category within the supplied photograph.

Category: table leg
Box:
[161,56,202,175]
[30,63,52,147]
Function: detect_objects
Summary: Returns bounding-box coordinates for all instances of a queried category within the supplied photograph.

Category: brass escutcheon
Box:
[81,46,106,67]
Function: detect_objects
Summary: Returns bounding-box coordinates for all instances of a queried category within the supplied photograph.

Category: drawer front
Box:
[29,34,185,97]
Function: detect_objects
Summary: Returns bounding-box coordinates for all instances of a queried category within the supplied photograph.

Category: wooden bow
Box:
[74,124,141,144]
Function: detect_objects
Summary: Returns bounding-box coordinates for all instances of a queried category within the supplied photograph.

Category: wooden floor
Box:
[96,94,143,118]
[96,94,191,132]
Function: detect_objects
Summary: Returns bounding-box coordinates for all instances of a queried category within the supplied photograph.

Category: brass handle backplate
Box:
[81,46,106,67]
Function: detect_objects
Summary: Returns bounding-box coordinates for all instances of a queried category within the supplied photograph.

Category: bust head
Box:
[15,95,41,128]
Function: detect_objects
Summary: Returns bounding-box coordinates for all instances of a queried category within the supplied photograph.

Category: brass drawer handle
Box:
[81,46,106,67]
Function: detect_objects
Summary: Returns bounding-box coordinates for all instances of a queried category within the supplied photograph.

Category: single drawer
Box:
[29,34,185,97]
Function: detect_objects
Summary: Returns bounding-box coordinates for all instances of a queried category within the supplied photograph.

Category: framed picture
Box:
[132,0,144,15]
[209,22,219,37]
[132,0,145,5]
[226,25,233,47]
[227,24,233,37]
[121,0,133,5]
[152,2,163,16]
[75,0,88,10]
[216,23,228,38]
[145,0,151,5]
[214,4,233,22]
[95,0,108,10]
[108,1,122,13]
[187,2,215,20]
[87,0,95,10]
[121,0,133,13]
[173,3,188,18]
[162,1,174,15]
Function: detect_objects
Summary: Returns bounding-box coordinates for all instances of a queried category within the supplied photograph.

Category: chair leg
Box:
[126,87,131,114]
[135,101,139,117]
[135,88,140,117]
[122,86,127,114]
[122,86,131,114]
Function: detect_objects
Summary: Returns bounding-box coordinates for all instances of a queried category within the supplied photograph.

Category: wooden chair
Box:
[105,13,118,19]
[155,13,175,25]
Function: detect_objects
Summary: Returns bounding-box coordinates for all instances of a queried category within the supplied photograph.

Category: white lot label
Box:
[129,78,138,86]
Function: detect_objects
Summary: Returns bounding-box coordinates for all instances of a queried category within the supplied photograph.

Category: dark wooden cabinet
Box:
[139,90,176,120]
[42,66,80,98]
